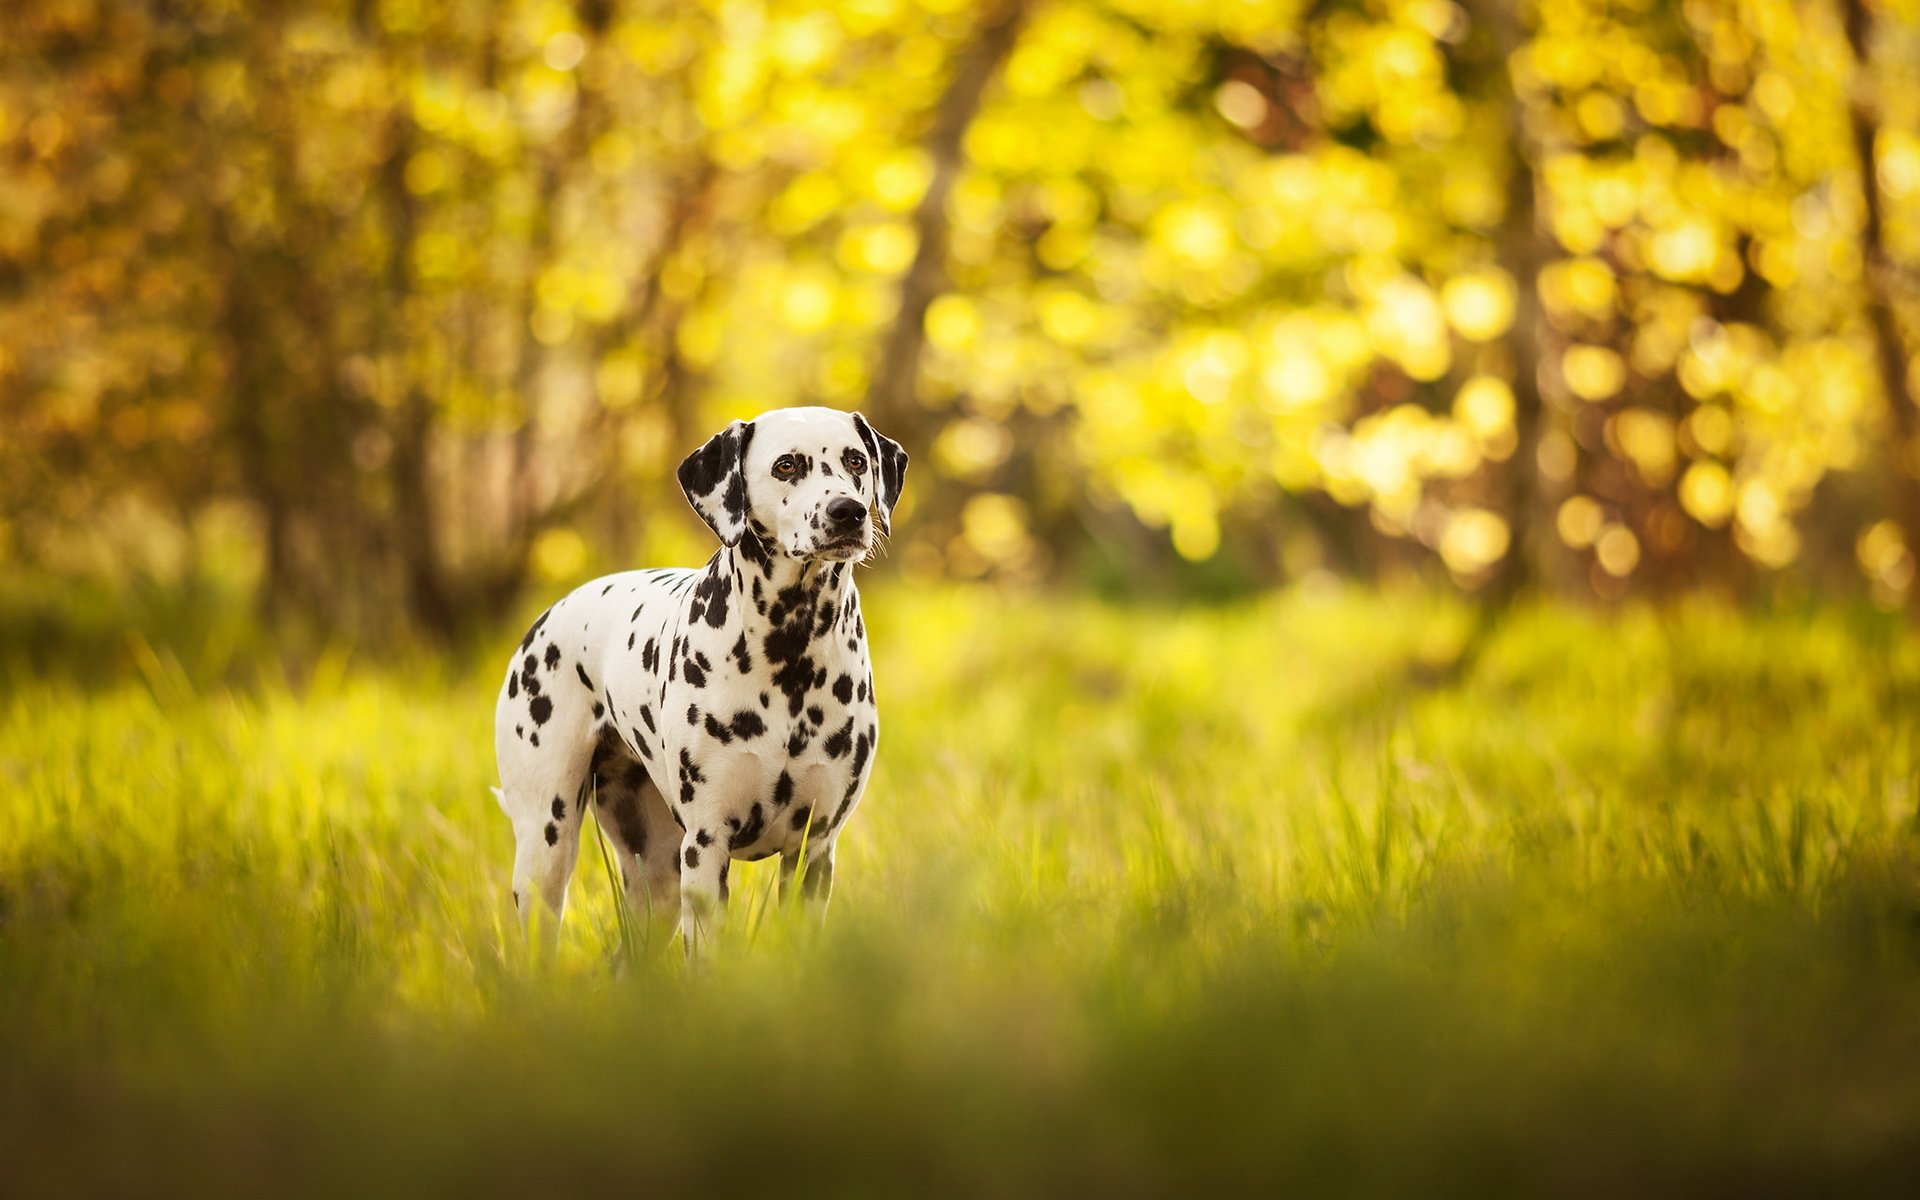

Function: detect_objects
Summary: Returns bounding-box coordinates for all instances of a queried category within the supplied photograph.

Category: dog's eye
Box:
[843,451,867,475]
[772,456,797,479]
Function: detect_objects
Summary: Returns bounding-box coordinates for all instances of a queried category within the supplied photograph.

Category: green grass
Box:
[3,585,1919,1196]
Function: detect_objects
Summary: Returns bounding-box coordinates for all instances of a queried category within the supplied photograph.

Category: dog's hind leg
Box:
[505,779,588,943]
[496,730,593,954]
[590,759,682,952]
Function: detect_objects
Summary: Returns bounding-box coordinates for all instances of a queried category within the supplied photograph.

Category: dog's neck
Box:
[718,531,856,648]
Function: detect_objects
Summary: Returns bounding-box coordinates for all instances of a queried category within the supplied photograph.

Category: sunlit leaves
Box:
[4,0,1916,607]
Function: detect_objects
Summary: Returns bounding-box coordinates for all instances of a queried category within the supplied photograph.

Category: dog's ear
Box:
[853,413,908,535]
[677,419,756,546]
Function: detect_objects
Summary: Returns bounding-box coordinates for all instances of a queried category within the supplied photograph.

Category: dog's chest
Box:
[639,584,877,852]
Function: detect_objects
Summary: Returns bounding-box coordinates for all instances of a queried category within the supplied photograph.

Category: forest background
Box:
[9,0,1920,632]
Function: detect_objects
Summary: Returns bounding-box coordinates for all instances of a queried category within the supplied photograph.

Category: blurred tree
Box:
[1841,0,1920,617]
[3,0,1918,631]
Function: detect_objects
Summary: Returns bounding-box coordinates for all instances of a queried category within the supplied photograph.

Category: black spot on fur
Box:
[729,710,765,740]
[544,643,561,671]
[807,704,825,726]
[722,460,749,524]
[728,803,765,850]
[530,732,539,746]
[544,823,558,846]
[853,413,908,528]
[695,829,713,847]
[519,610,551,653]
[824,791,856,836]
[694,557,732,629]
[508,672,518,699]
[765,619,818,717]
[739,528,774,574]
[639,705,656,732]
[576,662,595,691]
[529,695,554,725]
[780,453,814,483]
[850,731,871,782]
[787,726,810,757]
[730,633,753,674]
[790,806,813,832]
[515,724,524,739]
[684,656,707,688]
[833,674,854,704]
[687,704,700,726]
[823,717,854,759]
[552,796,567,820]
[704,714,733,745]
[679,421,755,544]
[684,845,700,869]
[628,632,635,650]
[677,749,704,806]
[641,638,659,672]
[592,702,605,719]
[773,771,795,809]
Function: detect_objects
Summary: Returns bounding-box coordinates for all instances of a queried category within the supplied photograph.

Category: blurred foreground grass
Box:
[3,585,1919,1197]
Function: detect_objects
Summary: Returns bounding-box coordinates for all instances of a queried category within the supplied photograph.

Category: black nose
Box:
[825,497,866,530]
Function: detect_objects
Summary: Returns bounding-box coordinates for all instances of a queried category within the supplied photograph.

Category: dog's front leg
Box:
[676,828,729,956]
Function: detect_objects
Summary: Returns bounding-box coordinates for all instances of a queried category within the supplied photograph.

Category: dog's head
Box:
[677,407,907,563]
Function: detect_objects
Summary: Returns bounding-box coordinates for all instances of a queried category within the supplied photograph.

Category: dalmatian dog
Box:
[492,407,906,953]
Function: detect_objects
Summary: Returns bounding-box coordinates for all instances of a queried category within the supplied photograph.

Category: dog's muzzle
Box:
[816,496,870,558]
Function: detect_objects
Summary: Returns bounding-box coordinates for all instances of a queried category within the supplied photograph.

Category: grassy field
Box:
[2,584,1919,1197]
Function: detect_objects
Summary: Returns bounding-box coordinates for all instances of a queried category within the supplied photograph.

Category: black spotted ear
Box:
[853,413,908,535]
[677,419,755,546]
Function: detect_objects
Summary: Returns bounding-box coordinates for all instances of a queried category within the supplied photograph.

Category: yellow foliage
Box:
[5,0,1908,597]
[1563,345,1627,401]
[1558,496,1606,548]
[1680,461,1735,527]
[1595,525,1641,576]
[1441,270,1516,342]
[1439,508,1510,576]
[1857,520,1914,590]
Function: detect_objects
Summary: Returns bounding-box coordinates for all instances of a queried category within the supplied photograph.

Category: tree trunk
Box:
[1464,0,1558,608]
[1841,0,1920,619]
[866,1,1027,428]
[377,103,458,634]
